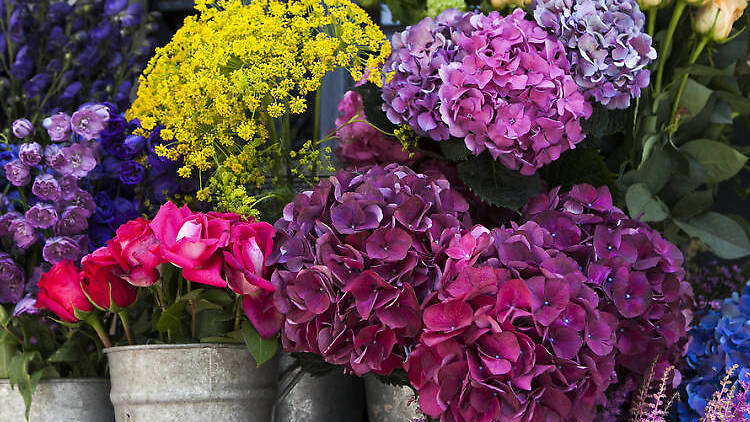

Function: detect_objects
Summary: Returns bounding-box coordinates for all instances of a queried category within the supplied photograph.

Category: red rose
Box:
[81,247,137,310]
[36,261,93,322]
[223,220,276,295]
[150,202,231,287]
[108,217,162,287]
[242,287,282,339]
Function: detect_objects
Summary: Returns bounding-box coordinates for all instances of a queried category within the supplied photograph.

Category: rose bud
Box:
[694,0,748,40]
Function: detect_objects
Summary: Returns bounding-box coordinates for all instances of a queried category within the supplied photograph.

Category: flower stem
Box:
[647,8,657,37]
[86,315,112,349]
[654,0,687,95]
[117,311,134,346]
[669,35,710,133]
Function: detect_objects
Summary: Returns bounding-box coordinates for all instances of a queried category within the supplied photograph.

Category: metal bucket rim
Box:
[0,378,109,385]
[104,343,247,355]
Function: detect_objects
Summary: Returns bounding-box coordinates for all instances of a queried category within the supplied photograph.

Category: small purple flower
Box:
[71,104,110,140]
[43,113,72,142]
[122,4,144,27]
[55,206,89,236]
[104,0,128,16]
[9,218,37,249]
[42,236,83,264]
[18,142,43,166]
[0,253,25,304]
[25,203,59,229]
[44,144,66,169]
[13,295,39,317]
[59,142,97,178]
[31,174,62,201]
[0,211,21,238]
[10,45,33,80]
[12,118,34,139]
[3,159,31,186]
[59,188,96,217]
[119,160,145,185]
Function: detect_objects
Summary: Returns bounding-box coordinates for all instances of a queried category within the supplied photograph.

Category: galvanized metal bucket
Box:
[105,344,277,422]
[0,378,113,422]
[364,376,422,422]
[273,353,366,422]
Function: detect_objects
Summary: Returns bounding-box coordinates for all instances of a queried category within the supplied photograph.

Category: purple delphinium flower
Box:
[381,9,465,141]
[13,295,39,317]
[9,218,37,248]
[25,203,59,229]
[59,188,96,217]
[31,174,62,201]
[44,144,66,170]
[105,0,129,16]
[4,159,31,186]
[18,142,43,166]
[71,104,110,140]
[119,160,145,185]
[55,206,89,236]
[0,211,21,238]
[42,236,83,264]
[0,253,25,303]
[12,118,34,138]
[24,73,53,98]
[59,142,97,178]
[43,112,72,142]
[10,45,33,80]
[534,0,656,109]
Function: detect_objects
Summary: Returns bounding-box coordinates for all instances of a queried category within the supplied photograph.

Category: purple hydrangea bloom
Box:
[271,164,471,376]
[12,118,34,138]
[534,0,656,109]
[42,236,83,264]
[59,142,97,178]
[25,203,59,229]
[55,206,89,236]
[0,252,24,303]
[381,9,465,141]
[0,211,21,238]
[31,174,62,201]
[4,159,31,186]
[43,112,72,142]
[71,104,110,140]
[9,218,37,248]
[18,142,42,166]
[119,160,145,185]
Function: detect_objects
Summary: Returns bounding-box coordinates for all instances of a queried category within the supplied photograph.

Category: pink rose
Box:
[36,261,92,322]
[81,247,137,310]
[108,218,162,287]
[149,202,230,287]
[223,220,276,295]
[243,287,282,339]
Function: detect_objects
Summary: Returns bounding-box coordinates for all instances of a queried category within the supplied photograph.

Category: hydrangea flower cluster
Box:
[269,164,471,375]
[533,0,656,109]
[334,91,417,168]
[680,283,750,421]
[0,0,156,123]
[522,185,693,377]
[382,9,592,175]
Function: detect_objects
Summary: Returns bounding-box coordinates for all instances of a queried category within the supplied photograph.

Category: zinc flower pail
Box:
[0,378,113,422]
[105,344,277,422]
[364,376,421,422]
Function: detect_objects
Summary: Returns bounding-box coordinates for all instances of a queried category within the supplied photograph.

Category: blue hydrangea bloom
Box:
[534,0,656,109]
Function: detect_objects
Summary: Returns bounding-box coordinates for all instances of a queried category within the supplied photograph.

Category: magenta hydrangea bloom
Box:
[407,222,618,422]
[334,91,416,168]
[381,9,465,141]
[270,164,472,376]
[522,184,693,380]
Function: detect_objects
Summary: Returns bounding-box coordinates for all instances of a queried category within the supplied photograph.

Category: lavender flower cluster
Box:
[382,9,592,175]
[533,0,656,109]
[0,0,156,123]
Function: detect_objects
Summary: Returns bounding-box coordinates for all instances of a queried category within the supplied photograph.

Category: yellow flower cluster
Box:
[127,0,390,179]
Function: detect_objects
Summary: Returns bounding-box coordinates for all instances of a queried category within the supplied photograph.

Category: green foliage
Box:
[541,148,617,193]
[240,322,278,367]
[675,212,750,260]
[680,139,747,183]
[439,138,472,162]
[626,184,670,223]
[458,152,542,212]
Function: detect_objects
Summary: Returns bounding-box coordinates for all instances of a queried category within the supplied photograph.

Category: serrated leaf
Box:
[240,321,278,367]
[540,148,616,193]
[156,301,186,333]
[458,152,542,212]
[680,139,747,183]
[625,184,669,222]
[675,212,750,259]
[672,190,714,220]
[439,138,470,161]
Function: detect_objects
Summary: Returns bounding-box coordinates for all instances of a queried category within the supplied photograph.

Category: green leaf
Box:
[48,336,86,363]
[672,190,714,220]
[673,64,730,78]
[680,139,747,183]
[194,309,233,339]
[716,91,750,115]
[0,342,14,378]
[439,138,471,161]
[199,336,242,344]
[177,288,205,303]
[625,184,669,222]
[156,301,186,333]
[201,290,235,307]
[9,352,41,419]
[458,152,542,212]
[675,212,750,259]
[240,322,278,367]
[540,148,616,193]
[581,103,625,137]
[634,148,672,193]
[677,79,713,122]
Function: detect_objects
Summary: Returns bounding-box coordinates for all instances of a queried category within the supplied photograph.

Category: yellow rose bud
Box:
[694,0,748,40]
[491,0,511,8]
[638,0,673,9]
